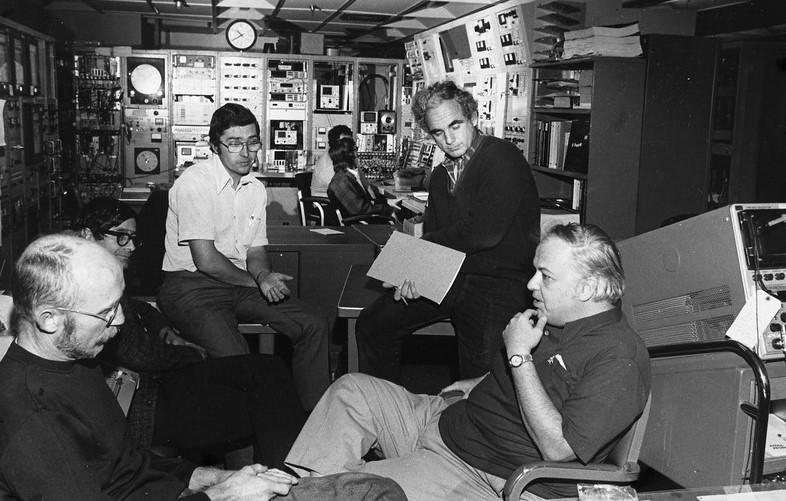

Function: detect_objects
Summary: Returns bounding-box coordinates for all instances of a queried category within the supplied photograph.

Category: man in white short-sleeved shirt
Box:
[158,103,330,410]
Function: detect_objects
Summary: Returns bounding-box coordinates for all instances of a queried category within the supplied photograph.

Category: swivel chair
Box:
[294,171,332,226]
[327,188,396,227]
[503,394,652,500]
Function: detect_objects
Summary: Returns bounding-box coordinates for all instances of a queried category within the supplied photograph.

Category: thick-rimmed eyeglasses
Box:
[220,139,262,154]
[101,229,141,247]
[55,302,122,328]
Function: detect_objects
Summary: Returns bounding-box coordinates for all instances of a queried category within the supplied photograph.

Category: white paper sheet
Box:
[725,290,781,351]
[310,228,344,235]
[366,231,465,304]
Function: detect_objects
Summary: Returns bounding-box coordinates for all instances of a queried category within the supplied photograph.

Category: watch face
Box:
[509,354,524,368]
[226,20,257,51]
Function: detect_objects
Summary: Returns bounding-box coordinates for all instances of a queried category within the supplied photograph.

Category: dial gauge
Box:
[135,149,159,173]
[129,64,162,96]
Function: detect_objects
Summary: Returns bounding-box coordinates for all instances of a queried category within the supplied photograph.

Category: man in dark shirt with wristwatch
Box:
[286,223,651,500]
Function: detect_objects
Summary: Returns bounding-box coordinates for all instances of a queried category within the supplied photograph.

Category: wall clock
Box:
[226,20,257,51]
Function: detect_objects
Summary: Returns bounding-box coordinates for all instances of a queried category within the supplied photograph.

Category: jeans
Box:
[157,271,330,410]
[356,273,530,382]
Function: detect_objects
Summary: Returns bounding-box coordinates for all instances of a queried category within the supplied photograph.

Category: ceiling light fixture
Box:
[174,0,189,9]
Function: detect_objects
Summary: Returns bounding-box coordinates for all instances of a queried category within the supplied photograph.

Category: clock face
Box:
[135,149,160,173]
[226,20,257,51]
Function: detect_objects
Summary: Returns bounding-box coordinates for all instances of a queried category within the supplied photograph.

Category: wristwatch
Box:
[508,353,533,368]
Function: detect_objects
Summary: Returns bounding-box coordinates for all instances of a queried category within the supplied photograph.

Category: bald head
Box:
[12,234,125,359]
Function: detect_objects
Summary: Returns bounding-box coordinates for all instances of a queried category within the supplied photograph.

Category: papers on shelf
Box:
[366,231,465,304]
[563,35,642,59]
[564,22,640,41]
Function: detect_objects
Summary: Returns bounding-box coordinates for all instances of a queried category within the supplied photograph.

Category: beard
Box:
[53,315,104,359]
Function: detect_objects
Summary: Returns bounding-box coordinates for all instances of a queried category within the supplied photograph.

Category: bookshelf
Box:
[529,57,645,239]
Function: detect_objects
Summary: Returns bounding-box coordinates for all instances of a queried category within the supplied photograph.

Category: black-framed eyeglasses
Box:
[219,139,262,154]
[54,301,122,328]
[100,229,141,247]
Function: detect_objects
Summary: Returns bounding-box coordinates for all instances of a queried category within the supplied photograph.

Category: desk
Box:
[338,264,454,373]
[378,184,427,215]
[638,483,786,500]
[351,224,397,253]
[266,227,378,330]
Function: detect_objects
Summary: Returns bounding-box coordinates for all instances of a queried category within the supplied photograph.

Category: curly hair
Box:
[543,223,626,304]
[328,125,353,148]
[328,137,357,173]
[411,80,478,131]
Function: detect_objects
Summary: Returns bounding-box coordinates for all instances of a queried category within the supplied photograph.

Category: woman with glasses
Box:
[73,197,306,469]
[327,137,396,220]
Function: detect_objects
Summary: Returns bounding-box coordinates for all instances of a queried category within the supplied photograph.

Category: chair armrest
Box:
[301,196,331,205]
[341,214,396,226]
[502,461,640,501]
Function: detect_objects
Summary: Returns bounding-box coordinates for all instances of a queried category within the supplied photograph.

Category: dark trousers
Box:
[152,354,306,469]
[157,271,330,410]
[356,274,530,383]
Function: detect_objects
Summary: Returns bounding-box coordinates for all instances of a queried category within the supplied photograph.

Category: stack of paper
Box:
[562,23,642,59]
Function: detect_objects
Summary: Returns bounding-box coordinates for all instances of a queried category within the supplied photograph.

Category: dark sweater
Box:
[0,342,206,500]
[424,134,540,282]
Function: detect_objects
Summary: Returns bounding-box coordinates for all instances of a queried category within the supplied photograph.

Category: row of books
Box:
[532,119,590,172]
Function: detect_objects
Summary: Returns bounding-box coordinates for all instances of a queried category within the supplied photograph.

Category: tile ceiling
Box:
[43,0,502,50]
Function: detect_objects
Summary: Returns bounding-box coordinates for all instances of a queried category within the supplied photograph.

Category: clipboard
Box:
[366,231,465,304]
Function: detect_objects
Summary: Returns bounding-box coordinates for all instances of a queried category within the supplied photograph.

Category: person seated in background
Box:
[74,197,306,469]
[286,223,651,501]
[311,124,353,198]
[327,137,396,220]
[0,233,409,501]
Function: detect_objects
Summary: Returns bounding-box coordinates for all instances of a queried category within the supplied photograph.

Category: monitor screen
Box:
[738,208,786,269]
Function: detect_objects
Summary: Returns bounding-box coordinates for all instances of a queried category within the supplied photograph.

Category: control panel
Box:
[219,55,265,136]
[266,59,309,171]
[171,53,217,126]
[123,107,170,184]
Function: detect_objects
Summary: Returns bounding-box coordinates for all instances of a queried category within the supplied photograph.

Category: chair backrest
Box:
[606,393,652,467]
[294,171,313,198]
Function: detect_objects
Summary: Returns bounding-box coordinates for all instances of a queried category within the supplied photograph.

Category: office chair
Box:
[503,394,652,500]
[327,188,396,227]
[294,171,332,226]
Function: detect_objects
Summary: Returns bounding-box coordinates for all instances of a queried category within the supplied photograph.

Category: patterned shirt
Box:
[442,129,483,193]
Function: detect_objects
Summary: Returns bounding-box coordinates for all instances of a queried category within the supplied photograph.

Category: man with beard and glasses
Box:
[0,234,408,501]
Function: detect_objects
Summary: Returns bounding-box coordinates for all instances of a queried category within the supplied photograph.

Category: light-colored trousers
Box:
[285,373,543,501]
